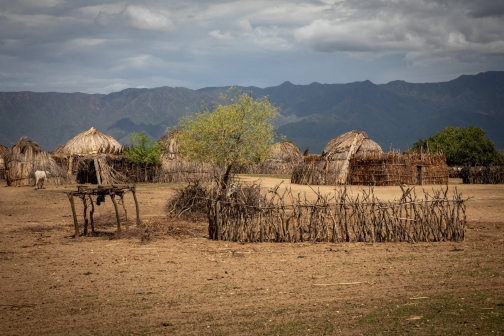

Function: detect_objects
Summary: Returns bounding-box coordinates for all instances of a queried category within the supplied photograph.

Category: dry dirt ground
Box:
[0,176,503,335]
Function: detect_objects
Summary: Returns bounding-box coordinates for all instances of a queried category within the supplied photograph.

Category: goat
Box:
[34,170,50,190]
[226,182,238,199]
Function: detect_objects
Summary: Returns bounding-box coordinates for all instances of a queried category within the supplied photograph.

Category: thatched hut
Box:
[4,137,68,186]
[0,144,9,179]
[292,130,383,185]
[158,131,219,182]
[53,127,122,176]
[246,141,304,175]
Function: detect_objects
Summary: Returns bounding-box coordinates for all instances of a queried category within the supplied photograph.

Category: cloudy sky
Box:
[1,0,503,93]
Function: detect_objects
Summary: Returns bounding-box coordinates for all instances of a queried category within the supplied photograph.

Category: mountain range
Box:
[1,71,503,153]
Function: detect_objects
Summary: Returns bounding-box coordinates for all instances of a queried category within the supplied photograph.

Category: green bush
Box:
[409,126,504,166]
[123,132,162,165]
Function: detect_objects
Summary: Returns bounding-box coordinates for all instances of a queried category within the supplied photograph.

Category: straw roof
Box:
[5,137,68,186]
[0,144,8,177]
[159,130,182,160]
[263,141,303,164]
[0,144,8,157]
[321,130,382,161]
[247,141,304,175]
[53,127,122,155]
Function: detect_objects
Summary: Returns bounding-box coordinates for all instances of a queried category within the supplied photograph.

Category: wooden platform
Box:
[66,184,140,238]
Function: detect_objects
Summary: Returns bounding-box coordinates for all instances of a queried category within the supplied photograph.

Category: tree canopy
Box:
[177,89,279,187]
[409,126,504,166]
[123,131,162,165]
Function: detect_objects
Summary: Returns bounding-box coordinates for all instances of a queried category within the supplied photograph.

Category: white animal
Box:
[226,183,238,199]
[34,170,50,189]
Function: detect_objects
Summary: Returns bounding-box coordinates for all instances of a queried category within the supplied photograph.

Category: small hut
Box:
[292,130,382,185]
[158,131,219,182]
[252,141,304,175]
[4,137,67,186]
[53,127,123,177]
[0,144,9,179]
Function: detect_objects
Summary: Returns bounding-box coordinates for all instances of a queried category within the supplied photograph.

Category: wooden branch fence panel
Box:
[460,166,504,184]
[207,186,466,243]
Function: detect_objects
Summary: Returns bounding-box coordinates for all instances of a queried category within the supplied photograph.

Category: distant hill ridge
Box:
[1,71,503,153]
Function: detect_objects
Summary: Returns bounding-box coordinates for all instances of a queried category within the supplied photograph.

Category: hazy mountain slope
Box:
[0,71,502,153]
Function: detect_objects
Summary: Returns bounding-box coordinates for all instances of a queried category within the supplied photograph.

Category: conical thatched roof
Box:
[249,141,304,175]
[5,137,68,186]
[0,144,8,156]
[291,131,383,185]
[53,127,122,155]
[321,130,382,161]
[263,141,303,164]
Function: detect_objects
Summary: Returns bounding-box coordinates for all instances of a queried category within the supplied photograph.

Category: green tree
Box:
[409,126,504,166]
[177,88,279,190]
[123,131,162,165]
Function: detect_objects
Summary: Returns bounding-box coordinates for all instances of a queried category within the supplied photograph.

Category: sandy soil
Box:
[0,177,503,335]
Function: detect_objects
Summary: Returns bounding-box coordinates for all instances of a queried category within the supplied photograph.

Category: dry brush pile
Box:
[207,183,467,243]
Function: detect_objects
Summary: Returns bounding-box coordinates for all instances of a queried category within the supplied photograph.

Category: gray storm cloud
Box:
[294,0,504,63]
[0,0,503,93]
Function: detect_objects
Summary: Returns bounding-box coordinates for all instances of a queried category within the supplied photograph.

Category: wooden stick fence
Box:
[207,185,467,243]
[460,166,504,184]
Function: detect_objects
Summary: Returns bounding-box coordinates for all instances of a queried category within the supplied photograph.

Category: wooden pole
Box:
[94,158,102,185]
[66,192,79,238]
[215,201,220,240]
[83,196,88,236]
[119,193,128,230]
[88,195,95,234]
[68,155,73,176]
[110,193,121,233]
[131,186,140,225]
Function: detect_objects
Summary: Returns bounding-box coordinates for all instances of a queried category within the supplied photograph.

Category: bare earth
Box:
[0,177,503,335]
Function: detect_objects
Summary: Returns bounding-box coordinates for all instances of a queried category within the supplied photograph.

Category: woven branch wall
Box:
[74,154,220,184]
[207,186,466,243]
[350,153,448,186]
[292,153,448,186]
[460,166,504,184]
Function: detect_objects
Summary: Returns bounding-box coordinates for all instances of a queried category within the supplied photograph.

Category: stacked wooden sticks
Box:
[208,184,467,243]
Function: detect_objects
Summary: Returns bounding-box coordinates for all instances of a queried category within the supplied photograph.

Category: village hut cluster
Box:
[291,130,449,186]
[7,127,499,188]
[51,127,219,184]
[0,127,221,187]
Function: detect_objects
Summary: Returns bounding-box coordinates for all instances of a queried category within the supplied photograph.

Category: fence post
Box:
[215,201,221,240]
